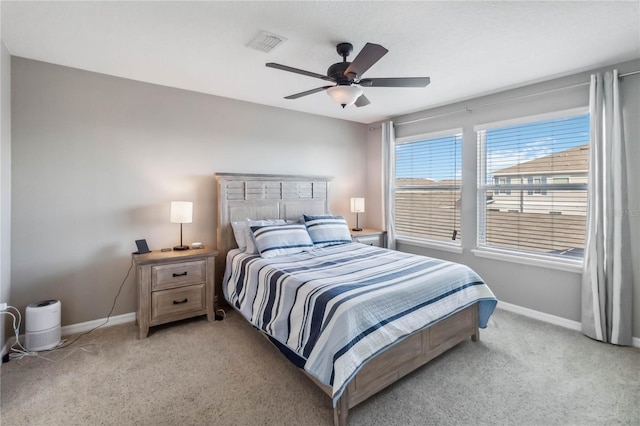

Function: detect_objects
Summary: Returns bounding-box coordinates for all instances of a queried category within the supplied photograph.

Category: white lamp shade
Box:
[350,197,365,213]
[326,85,363,106]
[170,201,193,223]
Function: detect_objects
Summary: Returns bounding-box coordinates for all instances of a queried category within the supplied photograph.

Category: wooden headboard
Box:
[214,172,332,299]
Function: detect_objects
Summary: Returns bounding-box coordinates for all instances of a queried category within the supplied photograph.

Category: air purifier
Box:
[25,299,61,351]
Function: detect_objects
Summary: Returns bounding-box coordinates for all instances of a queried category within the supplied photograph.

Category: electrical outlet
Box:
[0,303,7,311]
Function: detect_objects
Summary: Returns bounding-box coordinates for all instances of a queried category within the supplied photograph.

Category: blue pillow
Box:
[243,219,286,254]
[251,224,314,258]
[303,214,352,248]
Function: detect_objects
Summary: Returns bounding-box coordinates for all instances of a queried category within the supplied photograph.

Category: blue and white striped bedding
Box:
[223,242,497,405]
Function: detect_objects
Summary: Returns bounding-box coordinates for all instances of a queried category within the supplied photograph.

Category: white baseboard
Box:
[60,312,136,337]
[497,301,582,331]
[497,301,640,349]
[2,312,136,357]
[4,305,639,356]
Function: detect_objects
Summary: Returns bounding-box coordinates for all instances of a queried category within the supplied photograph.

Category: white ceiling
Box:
[2,1,639,124]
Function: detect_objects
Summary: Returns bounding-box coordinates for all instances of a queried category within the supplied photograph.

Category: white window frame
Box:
[474,107,588,271]
[394,128,463,252]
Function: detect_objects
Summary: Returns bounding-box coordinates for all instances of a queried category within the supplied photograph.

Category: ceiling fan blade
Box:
[284,86,333,99]
[355,94,370,108]
[344,43,388,78]
[359,77,431,88]
[266,63,334,82]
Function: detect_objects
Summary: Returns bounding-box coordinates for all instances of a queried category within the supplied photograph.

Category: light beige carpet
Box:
[1,309,639,425]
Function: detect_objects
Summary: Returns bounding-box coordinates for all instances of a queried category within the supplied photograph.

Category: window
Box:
[496,178,512,195]
[395,130,462,245]
[527,177,548,195]
[476,111,589,260]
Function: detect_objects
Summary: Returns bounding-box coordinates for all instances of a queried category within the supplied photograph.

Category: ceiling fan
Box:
[266,42,431,108]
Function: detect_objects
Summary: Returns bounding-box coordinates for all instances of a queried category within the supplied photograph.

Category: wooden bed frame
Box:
[215,172,480,426]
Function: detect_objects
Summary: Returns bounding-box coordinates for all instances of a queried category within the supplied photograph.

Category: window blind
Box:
[395,131,462,244]
[477,113,590,259]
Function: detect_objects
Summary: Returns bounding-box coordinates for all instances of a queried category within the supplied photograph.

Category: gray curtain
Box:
[582,70,633,345]
[382,121,396,250]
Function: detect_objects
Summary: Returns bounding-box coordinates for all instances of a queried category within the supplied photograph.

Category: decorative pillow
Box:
[251,223,314,258]
[244,219,286,254]
[303,214,352,248]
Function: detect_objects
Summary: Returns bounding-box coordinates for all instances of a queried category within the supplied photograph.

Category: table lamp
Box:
[170,201,192,251]
[350,197,365,231]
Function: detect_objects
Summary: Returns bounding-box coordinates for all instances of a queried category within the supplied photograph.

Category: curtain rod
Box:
[395,69,640,127]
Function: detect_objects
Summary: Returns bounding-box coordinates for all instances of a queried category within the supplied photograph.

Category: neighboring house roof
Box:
[493,144,589,176]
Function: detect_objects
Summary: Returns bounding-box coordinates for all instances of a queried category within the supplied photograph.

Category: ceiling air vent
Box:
[248,31,287,53]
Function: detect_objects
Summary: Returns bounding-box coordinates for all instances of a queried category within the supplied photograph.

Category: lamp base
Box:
[173,245,190,251]
[352,228,362,232]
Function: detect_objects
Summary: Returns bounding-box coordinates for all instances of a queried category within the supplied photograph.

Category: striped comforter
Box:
[223,243,497,404]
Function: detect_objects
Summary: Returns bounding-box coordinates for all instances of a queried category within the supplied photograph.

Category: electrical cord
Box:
[10,342,98,362]
[2,256,133,362]
[8,307,28,353]
[215,308,226,321]
[56,256,134,349]
[1,308,29,360]
[8,333,97,361]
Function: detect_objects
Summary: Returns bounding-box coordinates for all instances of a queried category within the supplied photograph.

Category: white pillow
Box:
[244,219,286,254]
[251,223,314,258]
[231,220,249,251]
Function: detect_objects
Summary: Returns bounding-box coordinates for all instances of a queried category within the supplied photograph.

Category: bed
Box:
[215,172,497,425]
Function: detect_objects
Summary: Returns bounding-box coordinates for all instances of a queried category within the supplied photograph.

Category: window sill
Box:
[471,248,583,273]
[396,237,463,254]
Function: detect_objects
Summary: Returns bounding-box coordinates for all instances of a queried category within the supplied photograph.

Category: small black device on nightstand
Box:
[134,239,151,254]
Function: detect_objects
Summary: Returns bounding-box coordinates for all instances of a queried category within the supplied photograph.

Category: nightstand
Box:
[351,228,387,248]
[133,246,218,339]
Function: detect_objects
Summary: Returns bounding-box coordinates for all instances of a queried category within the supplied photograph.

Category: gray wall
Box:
[370,59,640,339]
[1,42,12,347]
[9,55,639,342]
[11,58,367,327]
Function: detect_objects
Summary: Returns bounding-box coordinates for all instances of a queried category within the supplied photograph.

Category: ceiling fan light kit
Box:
[326,85,363,108]
[266,42,430,108]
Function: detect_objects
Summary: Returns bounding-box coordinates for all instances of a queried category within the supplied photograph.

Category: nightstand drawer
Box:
[350,229,386,248]
[353,235,382,247]
[353,234,385,247]
[151,284,205,320]
[152,260,205,291]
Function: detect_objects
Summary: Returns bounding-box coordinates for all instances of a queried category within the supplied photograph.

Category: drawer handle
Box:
[172,272,188,277]
[173,298,188,305]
